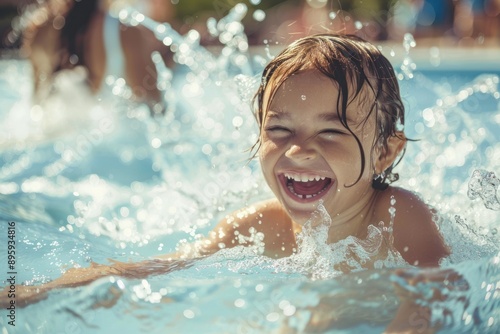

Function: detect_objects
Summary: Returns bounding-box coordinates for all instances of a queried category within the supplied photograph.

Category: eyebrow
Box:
[266,110,352,123]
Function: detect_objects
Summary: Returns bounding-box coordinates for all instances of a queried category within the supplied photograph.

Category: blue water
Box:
[0,56,498,333]
[1,8,500,333]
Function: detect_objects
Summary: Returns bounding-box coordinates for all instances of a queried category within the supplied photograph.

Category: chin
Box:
[279,202,323,226]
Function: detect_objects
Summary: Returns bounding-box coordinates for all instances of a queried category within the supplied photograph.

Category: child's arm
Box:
[0,257,197,308]
[149,199,296,266]
[166,198,297,259]
[384,267,469,334]
[1,199,292,308]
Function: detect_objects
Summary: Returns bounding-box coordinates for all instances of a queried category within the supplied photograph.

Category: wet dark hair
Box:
[253,34,406,190]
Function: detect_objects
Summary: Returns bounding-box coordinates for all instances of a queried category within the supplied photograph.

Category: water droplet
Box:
[301,95,306,100]
[266,312,280,322]
[389,208,396,216]
[283,305,296,316]
[69,54,79,64]
[183,309,195,319]
[151,138,161,149]
[234,298,246,307]
[232,116,243,127]
[253,9,266,22]
[403,33,417,51]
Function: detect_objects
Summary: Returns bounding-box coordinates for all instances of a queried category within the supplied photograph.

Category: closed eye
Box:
[318,129,347,140]
[264,126,292,138]
[264,126,291,132]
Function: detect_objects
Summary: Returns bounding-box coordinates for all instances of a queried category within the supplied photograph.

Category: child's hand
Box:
[1,258,197,309]
[0,262,122,309]
[0,284,49,308]
[385,267,469,334]
[391,267,469,302]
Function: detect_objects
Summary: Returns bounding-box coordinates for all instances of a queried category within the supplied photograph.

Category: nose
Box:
[285,143,317,162]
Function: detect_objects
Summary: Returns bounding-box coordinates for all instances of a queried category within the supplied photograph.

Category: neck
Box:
[327,190,379,244]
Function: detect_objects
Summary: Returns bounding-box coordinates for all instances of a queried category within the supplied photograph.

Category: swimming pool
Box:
[1,6,500,334]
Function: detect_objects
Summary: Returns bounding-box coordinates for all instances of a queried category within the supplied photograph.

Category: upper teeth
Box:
[284,173,326,182]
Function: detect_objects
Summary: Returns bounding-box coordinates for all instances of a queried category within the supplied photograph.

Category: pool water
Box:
[1,5,500,334]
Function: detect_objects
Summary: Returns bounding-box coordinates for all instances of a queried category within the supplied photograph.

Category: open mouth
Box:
[279,173,333,202]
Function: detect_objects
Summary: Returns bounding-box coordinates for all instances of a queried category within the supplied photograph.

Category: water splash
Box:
[2,3,500,333]
[282,202,336,279]
[233,73,261,104]
[389,252,500,332]
[399,74,499,198]
[399,72,500,263]
[398,33,417,80]
[151,50,174,116]
[468,169,500,210]
[3,2,497,264]
[116,3,254,79]
[207,202,407,280]
[378,195,396,242]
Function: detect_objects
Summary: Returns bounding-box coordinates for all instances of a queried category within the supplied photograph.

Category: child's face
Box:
[259,70,378,225]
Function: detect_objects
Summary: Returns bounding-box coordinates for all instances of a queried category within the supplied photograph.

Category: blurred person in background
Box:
[243,0,392,45]
[20,0,170,113]
[388,0,500,45]
[454,0,500,44]
[413,0,455,42]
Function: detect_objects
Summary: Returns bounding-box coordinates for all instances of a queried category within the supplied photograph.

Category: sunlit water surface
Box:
[1,4,500,334]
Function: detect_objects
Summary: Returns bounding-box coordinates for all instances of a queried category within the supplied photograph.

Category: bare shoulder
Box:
[374,187,450,267]
[205,198,297,258]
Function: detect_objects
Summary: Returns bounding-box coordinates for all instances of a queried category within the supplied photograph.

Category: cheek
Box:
[259,147,277,187]
[258,141,273,170]
[326,144,370,179]
[258,135,282,158]
[352,127,378,172]
[258,138,284,179]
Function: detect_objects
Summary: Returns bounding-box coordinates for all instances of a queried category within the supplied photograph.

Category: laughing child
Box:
[200,33,449,267]
[2,34,449,312]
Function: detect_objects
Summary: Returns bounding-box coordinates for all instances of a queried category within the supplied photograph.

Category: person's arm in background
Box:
[23,17,61,102]
[122,25,164,114]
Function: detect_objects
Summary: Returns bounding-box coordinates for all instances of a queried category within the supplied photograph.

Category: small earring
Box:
[374,170,386,181]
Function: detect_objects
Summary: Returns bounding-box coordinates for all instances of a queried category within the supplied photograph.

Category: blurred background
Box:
[1,0,499,51]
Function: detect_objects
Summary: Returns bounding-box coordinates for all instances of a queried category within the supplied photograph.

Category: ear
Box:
[374,132,406,174]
